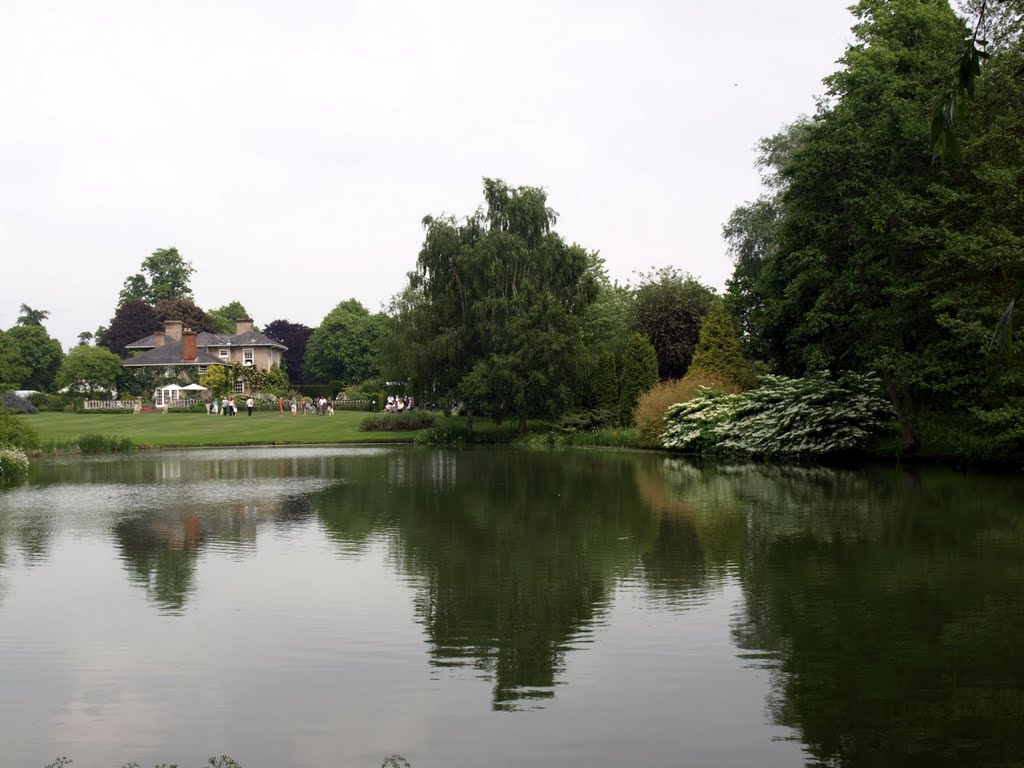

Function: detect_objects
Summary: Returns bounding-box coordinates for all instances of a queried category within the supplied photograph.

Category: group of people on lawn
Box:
[207,397,254,416]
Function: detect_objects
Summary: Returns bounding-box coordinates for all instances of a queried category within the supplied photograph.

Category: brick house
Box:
[122,318,287,394]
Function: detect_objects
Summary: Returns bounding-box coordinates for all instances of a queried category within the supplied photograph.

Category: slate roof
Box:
[125,330,287,351]
[122,341,224,367]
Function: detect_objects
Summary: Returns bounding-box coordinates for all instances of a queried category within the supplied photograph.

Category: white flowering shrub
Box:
[0,444,30,485]
[661,372,894,457]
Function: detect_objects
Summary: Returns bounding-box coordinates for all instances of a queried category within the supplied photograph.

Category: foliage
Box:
[0,328,30,389]
[725,0,1024,452]
[199,364,235,399]
[304,299,386,385]
[520,427,641,449]
[153,298,218,334]
[77,331,93,346]
[55,345,124,396]
[3,391,38,414]
[590,350,619,412]
[629,267,714,380]
[208,301,251,335]
[687,298,755,388]
[118,247,196,305]
[555,407,616,433]
[16,303,49,326]
[0,444,29,484]
[359,411,435,431]
[413,424,521,445]
[633,372,742,448]
[97,300,162,358]
[28,392,67,411]
[77,433,136,454]
[618,333,659,426]
[390,178,598,432]
[0,409,40,451]
[240,364,288,395]
[263,319,313,384]
[661,372,894,457]
[6,324,64,391]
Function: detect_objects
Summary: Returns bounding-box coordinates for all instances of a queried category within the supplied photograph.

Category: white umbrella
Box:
[182,383,207,390]
[159,383,184,390]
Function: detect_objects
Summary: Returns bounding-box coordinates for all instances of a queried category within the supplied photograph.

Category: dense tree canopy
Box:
[0,329,29,390]
[152,299,218,334]
[629,268,714,380]
[263,319,313,384]
[390,178,598,430]
[55,345,124,396]
[724,0,1024,452]
[304,300,386,385]
[118,247,196,306]
[208,301,251,335]
[6,325,63,391]
[98,301,162,358]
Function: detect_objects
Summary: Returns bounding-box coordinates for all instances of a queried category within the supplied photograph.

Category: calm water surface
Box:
[0,447,1021,768]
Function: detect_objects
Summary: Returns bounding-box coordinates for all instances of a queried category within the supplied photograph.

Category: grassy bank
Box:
[24,410,419,448]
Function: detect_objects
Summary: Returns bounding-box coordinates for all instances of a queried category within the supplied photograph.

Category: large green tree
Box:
[729,0,1022,451]
[118,247,196,305]
[0,329,29,389]
[629,268,714,380]
[304,299,386,385]
[55,345,124,396]
[393,179,598,431]
[6,325,63,391]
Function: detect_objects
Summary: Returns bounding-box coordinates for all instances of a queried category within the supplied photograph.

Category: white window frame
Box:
[234,380,246,393]
[243,348,254,366]
[219,348,229,359]
[197,365,208,375]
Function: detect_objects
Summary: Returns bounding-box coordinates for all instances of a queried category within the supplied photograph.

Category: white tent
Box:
[182,383,207,391]
[154,383,184,408]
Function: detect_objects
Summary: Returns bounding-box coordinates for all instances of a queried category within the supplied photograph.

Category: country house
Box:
[122,318,287,394]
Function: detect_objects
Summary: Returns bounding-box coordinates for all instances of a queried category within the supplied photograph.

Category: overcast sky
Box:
[1,0,855,350]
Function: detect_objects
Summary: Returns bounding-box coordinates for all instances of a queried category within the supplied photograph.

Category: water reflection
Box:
[1,448,1022,766]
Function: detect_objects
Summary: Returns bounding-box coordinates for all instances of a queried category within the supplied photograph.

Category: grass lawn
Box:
[25,410,419,447]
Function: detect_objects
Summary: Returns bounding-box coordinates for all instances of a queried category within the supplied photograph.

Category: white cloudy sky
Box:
[1,0,855,349]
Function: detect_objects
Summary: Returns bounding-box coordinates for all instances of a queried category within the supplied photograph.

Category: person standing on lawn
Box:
[246,397,254,416]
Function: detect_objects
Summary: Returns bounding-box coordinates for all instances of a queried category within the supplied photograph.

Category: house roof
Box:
[125,330,287,351]
[122,341,224,367]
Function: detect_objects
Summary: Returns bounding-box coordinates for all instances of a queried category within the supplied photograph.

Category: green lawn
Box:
[25,410,419,447]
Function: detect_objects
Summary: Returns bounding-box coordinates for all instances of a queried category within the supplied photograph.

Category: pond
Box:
[0,447,1021,768]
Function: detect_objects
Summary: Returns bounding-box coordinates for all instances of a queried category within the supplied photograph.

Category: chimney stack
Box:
[182,329,197,362]
[235,317,254,335]
[164,319,183,341]
[153,331,166,348]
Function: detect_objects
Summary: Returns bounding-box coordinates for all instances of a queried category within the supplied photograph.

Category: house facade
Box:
[122,319,287,394]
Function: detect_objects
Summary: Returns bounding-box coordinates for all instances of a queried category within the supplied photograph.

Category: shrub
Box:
[686,298,756,388]
[0,410,40,451]
[0,445,30,484]
[360,412,435,432]
[521,427,641,449]
[556,408,616,433]
[592,350,619,412]
[413,425,519,445]
[2,391,38,414]
[28,392,67,412]
[619,334,659,426]
[633,372,742,447]
[661,371,894,457]
[77,433,136,454]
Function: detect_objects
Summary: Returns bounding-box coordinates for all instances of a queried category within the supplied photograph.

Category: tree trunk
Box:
[518,412,527,434]
[882,369,920,454]
[465,408,474,436]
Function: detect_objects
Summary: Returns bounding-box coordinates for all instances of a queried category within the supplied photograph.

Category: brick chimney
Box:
[164,319,183,341]
[153,331,166,348]
[235,317,254,335]
[182,329,197,362]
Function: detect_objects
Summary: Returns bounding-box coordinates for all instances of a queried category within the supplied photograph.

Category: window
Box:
[234,380,245,393]
[197,365,208,375]
[219,348,229,359]
[165,366,175,377]
[243,348,254,366]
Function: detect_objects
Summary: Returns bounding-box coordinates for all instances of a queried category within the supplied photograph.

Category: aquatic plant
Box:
[0,444,30,484]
